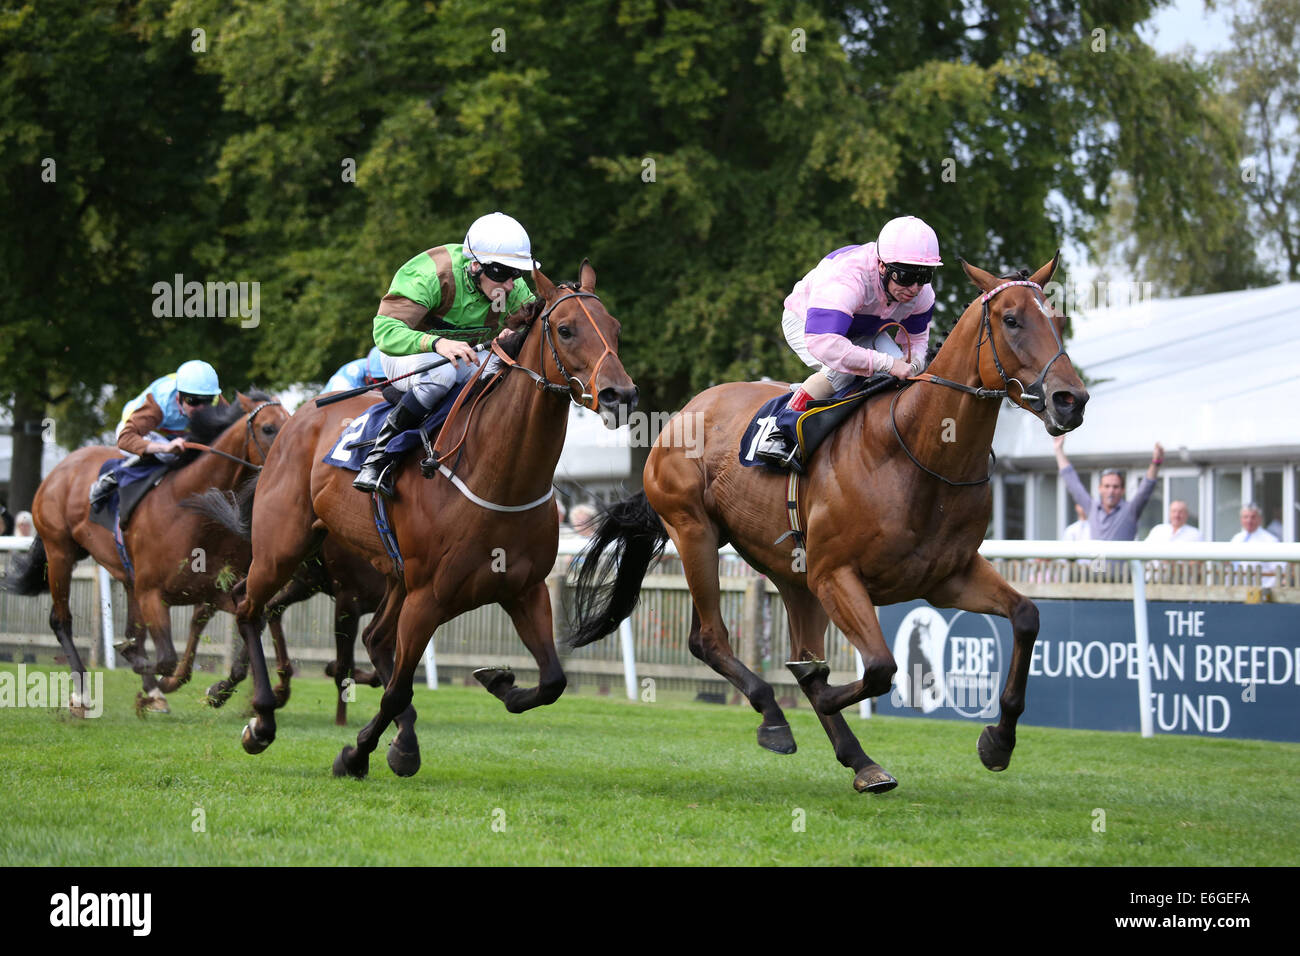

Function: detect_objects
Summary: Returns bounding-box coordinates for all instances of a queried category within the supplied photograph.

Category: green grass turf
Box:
[0,664,1296,865]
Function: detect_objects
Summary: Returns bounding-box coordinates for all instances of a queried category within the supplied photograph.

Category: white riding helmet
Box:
[463,212,537,272]
[876,216,943,266]
[176,359,221,396]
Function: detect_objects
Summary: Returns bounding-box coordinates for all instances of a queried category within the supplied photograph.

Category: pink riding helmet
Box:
[877,216,943,266]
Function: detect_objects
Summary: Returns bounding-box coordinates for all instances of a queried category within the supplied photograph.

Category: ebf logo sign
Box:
[885,606,1004,720]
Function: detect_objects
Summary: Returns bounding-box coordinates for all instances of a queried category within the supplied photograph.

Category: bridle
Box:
[490,288,617,411]
[892,277,1067,486]
[182,400,283,471]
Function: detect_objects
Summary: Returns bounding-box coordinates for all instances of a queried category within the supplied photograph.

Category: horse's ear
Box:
[1030,249,1061,288]
[533,266,557,300]
[578,258,596,292]
[236,391,253,410]
[959,257,1000,293]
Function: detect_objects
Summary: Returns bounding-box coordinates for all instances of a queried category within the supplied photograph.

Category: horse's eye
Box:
[1003,314,1019,329]
[558,325,574,340]
[262,425,275,436]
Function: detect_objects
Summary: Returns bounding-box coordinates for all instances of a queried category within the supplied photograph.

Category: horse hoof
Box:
[473,666,516,695]
[853,763,898,794]
[68,703,88,719]
[333,746,367,780]
[205,682,231,708]
[143,694,170,714]
[756,723,797,754]
[273,687,291,708]
[386,741,421,778]
[977,725,1012,772]
[241,719,272,755]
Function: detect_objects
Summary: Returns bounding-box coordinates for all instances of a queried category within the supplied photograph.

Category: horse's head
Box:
[527,260,638,427]
[958,253,1088,435]
[188,390,289,467]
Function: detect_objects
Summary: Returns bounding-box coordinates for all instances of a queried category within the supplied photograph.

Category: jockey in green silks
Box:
[354,212,540,497]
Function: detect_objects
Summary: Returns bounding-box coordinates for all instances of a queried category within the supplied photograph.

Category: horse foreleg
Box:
[336,585,439,780]
[801,566,897,714]
[478,579,567,714]
[267,615,293,708]
[781,585,896,793]
[926,556,1039,772]
[328,591,363,725]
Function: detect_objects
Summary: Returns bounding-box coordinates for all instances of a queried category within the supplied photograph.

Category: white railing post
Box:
[97,566,116,670]
[423,640,438,689]
[620,618,638,700]
[1129,559,1154,738]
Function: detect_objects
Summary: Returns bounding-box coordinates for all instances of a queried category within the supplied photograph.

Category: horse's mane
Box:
[495,280,584,361]
[177,389,275,467]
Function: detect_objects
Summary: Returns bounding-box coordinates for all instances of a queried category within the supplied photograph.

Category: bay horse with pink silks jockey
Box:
[568,254,1088,793]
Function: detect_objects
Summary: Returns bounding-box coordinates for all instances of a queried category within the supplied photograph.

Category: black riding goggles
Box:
[479,260,524,283]
[883,263,934,288]
[180,393,215,408]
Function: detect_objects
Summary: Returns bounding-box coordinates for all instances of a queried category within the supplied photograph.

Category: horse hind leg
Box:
[44,547,89,716]
[780,585,896,793]
[665,518,793,754]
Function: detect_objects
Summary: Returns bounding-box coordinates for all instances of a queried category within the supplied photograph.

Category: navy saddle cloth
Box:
[738,374,905,471]
[88,457,171,533]
[323,380,470,472]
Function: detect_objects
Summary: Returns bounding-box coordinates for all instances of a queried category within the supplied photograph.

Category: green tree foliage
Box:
[1,0,1273,508]
[1215,0,1299,280]
[0,0,230,506]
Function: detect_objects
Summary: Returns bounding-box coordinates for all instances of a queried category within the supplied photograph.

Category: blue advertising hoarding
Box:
[874,600,1300,742]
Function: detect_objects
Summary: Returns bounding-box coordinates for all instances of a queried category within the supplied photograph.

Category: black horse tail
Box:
[1,535,50,595]
[567,491,669,648]
[180,475,259,540]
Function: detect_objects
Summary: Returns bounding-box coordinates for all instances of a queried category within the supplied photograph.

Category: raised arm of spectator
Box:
[1054,436,1093,512]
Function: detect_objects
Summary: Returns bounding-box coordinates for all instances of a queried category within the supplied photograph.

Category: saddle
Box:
[88,457,171,533]
[323,377,482,473]
[739,374,906,473]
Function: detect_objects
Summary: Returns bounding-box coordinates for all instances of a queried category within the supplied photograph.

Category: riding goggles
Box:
[180,393,215,408]
[479,260,524,283]
[883,263,934,288]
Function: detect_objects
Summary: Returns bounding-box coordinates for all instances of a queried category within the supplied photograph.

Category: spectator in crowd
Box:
[569,503,598,538]
[1265,507,1283,541]
[1231,503,1282,586]
[1053,435,1163,541]
[0,502,13,536]
[1145,500,1202,543]
[13,511,35,538]
[1063,503,1090,542]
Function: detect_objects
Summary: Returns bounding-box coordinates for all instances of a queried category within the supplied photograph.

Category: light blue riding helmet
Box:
[365,346,384,383]
[176,360,221,396]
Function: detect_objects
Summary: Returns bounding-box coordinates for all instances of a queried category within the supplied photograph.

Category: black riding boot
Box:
[88,454,140,512]
[353,393,428,497]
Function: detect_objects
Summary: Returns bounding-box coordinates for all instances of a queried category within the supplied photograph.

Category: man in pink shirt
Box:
[757,216,941,464]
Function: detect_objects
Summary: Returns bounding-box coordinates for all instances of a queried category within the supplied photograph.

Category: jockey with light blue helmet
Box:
[324,347,385,394]
[89,360,225,506]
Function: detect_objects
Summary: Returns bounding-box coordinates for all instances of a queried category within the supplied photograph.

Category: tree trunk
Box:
[7,390,47,512]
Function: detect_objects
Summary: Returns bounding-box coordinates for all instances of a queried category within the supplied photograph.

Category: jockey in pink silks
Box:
[755,216,943,466]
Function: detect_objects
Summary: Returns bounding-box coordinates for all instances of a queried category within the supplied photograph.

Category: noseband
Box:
[492,289,617,412]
